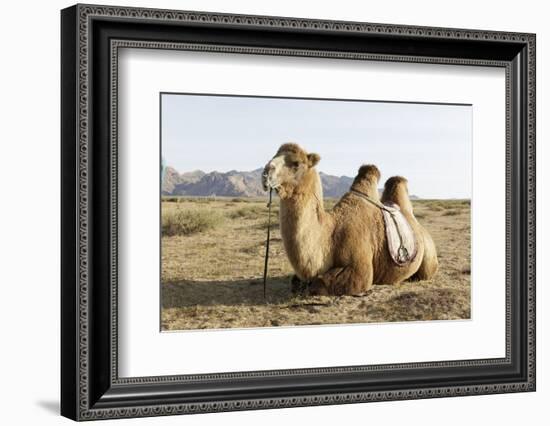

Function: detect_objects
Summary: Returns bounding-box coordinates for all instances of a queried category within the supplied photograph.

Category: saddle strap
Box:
[349,189,399,213]
[350,189,416,265]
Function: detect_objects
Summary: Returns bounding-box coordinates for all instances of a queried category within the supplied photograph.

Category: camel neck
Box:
[280,169,326,224]
[280,190,325,225]
[278,170,332,280]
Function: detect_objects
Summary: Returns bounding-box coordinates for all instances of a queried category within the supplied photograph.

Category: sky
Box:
[161,93,472,199]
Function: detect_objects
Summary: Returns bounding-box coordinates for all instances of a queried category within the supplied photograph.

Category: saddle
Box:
[350,189,417,265]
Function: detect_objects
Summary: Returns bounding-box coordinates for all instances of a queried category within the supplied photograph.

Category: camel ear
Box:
[307,153,321,167]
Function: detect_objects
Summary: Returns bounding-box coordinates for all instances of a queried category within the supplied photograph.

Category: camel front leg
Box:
[309,263,373,296]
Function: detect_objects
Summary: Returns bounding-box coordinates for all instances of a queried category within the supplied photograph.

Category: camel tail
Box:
[381,176,413,215]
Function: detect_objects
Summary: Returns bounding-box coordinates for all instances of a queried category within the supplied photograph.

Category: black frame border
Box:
[61,4,536,421]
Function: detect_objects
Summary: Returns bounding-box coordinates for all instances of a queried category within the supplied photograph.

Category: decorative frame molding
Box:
[61,4,535,421]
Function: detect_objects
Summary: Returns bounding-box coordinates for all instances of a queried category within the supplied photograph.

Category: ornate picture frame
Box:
[61,4,535,421]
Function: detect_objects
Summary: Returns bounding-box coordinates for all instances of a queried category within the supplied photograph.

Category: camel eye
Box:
[290,161,300,168]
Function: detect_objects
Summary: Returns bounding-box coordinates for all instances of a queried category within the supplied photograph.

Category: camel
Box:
[261,143,438,296]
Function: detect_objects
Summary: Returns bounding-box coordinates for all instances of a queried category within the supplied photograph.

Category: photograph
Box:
[160,93,472,331]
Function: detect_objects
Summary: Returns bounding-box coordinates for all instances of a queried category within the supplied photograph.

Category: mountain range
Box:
[162,167,356,198]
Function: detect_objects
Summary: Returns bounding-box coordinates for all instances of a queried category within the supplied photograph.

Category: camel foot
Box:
[308,277,331,296]
[290,274,309,295]
[309,266,373,296]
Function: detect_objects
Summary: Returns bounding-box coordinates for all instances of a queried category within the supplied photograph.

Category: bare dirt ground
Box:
[161,197,471,331]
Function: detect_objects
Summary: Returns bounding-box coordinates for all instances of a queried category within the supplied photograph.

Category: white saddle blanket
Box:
[381,203,417,265]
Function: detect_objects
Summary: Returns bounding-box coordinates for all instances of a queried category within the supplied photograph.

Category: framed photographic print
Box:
[61,4,536,421]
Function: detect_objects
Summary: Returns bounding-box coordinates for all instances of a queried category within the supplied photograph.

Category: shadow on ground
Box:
[162,276,296,308]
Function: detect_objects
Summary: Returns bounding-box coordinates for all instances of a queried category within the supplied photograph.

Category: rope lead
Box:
[262,188,273,301]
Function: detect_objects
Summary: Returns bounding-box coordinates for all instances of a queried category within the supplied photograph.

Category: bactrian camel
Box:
[261,143,438,296]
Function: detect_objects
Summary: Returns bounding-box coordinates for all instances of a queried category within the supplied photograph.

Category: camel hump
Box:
[381,176,413,215]
[355,164,380,182]
[350,164,381,198]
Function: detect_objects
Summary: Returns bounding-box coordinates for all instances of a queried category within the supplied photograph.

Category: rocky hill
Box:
[319,172,354,198]
[162,167,357,198]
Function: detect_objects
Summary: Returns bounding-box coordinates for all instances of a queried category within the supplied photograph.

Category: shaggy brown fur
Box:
[262,143,439,296]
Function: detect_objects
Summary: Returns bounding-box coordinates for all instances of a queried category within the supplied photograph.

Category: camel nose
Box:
[263,163,275,178]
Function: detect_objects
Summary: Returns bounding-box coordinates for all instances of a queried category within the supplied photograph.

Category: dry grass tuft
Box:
[162,208,224,236]
[228,205,265,219]
[442,209,462,216]
[162,196,180,203]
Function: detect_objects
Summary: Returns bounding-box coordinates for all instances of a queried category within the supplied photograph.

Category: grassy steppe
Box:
[161,197,471,330]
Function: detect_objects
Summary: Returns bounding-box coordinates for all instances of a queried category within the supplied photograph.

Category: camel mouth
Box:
[263,182,281,192]
[262,172,280,192]
[261,173,269,191]
[265,181,281,192]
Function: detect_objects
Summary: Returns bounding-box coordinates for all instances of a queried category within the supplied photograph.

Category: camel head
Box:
[262,143,321,199]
